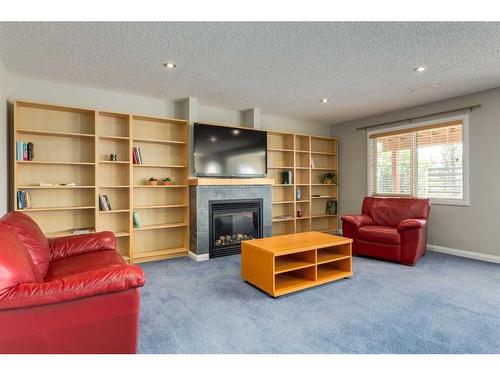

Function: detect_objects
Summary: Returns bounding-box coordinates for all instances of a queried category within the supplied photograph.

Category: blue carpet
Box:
[138,252,500,353]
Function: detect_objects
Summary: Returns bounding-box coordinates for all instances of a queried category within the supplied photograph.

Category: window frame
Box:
[366,114,470,206]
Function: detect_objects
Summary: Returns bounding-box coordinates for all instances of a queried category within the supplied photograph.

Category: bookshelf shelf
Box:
[16,206,95,212]
[114,232,131,237]
[99,135,129,141]
[17,160,95,166]
[99,160,129,164]
[99,209,131,214]
[133,247,188,263]
[134,222,187,231]
[134,204,187,209]
[12,100,189,265]
[133,164,187,168]
[16,185,95,189]
[133,137,187,145]
[267,131,338,236]
[133,184,188,188]
[17,129,95,138]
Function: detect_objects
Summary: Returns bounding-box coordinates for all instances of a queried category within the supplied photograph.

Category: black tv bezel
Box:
[193,123,268,178]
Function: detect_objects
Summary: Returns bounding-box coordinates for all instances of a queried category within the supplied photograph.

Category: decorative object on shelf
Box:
[297,209,303,218]
[162,177,172,185]
[147,177,158,186]
[282,170,293,184]
[16,141,34,161]
[109,153,118,161]
[326,200,337,215]
[132,211,141,228]
[321,172,337,185]
[17,190,32,209]
[310,155,315,168]
[296,186,302,200]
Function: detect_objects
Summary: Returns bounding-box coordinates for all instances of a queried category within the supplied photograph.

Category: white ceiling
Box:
[1,22,500,125]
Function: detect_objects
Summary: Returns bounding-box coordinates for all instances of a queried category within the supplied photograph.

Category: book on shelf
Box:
[71,227,95,235]
[17,190,32,209]
[133,211,141,228]
[16,141,34,161]
[132,147,143,164]
[98,194,112,211]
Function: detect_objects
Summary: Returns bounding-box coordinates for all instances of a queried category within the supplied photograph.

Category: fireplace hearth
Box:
[209,199,263,258]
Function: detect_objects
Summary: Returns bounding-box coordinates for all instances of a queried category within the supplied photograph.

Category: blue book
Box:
[16,141,22,160]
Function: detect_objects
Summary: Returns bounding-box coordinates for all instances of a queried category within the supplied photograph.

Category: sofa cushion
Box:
[357,225,401,244]
[0,212,51,277]
[0,227,42,293]
[45,250,125,281]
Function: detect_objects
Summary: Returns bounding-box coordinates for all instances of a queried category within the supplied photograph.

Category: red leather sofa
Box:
[341,197,431,266]
[0,212,145,354]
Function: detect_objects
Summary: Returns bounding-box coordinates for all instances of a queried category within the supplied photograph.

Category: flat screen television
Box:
[193,123,267,177]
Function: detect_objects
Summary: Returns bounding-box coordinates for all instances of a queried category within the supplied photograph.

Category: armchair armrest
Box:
[49,231,116,261]
[341,214,374,228]
[397,219,427,233]
[0,264,145,310]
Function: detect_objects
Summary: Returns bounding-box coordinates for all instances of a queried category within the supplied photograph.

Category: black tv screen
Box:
[193,123,267,177]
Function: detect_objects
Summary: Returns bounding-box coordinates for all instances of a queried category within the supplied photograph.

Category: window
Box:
[367,115,469,206]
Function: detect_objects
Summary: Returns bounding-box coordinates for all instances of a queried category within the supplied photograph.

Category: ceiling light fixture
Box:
[320,98,330,103]
[163,62,176,69]
[414,66,426,72]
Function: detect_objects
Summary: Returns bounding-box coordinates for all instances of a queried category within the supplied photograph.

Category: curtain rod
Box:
[356,104,481,131]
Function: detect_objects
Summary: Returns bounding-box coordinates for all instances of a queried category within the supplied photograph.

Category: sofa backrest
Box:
[0,226,42,292]
[0,212,51,278]
[362,197,431,227]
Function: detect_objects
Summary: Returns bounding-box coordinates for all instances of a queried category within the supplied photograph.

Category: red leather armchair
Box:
[341,197,431,266]
[0,212,145,353]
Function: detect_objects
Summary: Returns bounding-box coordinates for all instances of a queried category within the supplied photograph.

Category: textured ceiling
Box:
[1,22,500,125]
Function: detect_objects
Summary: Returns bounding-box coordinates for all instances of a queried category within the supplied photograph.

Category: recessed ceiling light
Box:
[414,66,426,72]
[320,98,330,103]
[231,129,240,135]
[163,62,176,69]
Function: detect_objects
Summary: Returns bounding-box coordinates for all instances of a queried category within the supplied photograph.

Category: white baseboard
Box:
[427,244,500,264]
[188,251,209,262]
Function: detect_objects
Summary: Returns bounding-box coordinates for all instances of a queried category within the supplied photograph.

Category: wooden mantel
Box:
[188,178,275,186]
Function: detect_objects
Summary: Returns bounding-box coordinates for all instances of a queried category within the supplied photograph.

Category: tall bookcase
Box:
[267,131,338,236]
[12,100,189,264]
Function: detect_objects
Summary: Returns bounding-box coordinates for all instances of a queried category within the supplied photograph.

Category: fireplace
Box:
[209,199,263,258]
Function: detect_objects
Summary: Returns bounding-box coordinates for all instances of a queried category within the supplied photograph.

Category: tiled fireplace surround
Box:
[189,184,273,260]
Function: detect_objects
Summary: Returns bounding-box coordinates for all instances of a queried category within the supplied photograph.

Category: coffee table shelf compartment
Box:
[275,250,315,274]
[275,266,316,294]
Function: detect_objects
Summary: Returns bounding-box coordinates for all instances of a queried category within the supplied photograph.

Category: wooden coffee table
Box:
[241,231,353,297]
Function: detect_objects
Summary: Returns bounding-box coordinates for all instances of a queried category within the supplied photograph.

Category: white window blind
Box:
[368,119,466,204]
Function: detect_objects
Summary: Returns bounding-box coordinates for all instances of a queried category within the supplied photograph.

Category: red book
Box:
[132,147,138,164]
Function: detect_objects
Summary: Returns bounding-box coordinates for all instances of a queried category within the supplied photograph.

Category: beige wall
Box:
[330,87,500,257]
[0,59,10,215]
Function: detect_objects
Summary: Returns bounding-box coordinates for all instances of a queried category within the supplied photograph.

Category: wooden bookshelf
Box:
[131,114,189,263]
[12,100,189,264]
[267,131,338,236]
